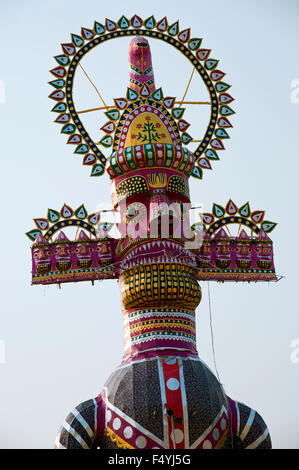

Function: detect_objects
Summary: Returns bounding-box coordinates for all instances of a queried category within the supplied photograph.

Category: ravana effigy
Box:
[26,16,278,449]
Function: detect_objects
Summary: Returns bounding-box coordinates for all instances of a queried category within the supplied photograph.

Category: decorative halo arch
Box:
[49,15,234,180]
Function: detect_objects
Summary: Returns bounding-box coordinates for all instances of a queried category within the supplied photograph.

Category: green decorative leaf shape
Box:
[212,203,225,218]
[168,21,179,36]
[75,204,88,219]
[105,109,120,121]
[205,149,219,160]
[191,166,203,179]
[72,34,84,47]
[118,15,130,29]
[54,55,70,66]
[144,16,156,29]
[91,164,105,176]
[26,229,42,241]
[47,208,60,223]
[261,221,277,233]
[94,22,105,35]
[188,38,202,51]
[238,202,251,218]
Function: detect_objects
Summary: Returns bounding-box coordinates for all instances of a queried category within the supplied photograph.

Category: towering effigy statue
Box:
[26,16,277,449]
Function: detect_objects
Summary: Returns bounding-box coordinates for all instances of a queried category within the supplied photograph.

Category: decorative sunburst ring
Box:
[25,204,103,241]
[49,15,234,180]
[192,199,277,236]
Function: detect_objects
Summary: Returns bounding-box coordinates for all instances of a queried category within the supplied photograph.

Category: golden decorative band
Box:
[119,262,201,310]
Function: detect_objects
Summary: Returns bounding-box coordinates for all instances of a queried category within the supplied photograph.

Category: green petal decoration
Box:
[74,144,89,154]
[51,102,67,113]
[91,164,105,176]
[49,79,65,89]
[205,149,219,160]
[71,34,84,47]
[151,88,163,101]
[215,128,230,139]
[181,132,193,144]
[75,204,88,219]
[204,59,219,70]
[261,221,277,233]
[191,166,203,179]
[188,38,202,51]
[144,16,156,29]
[94,22,105,35]
[220,105,235,116]
[212,203,225,218]
[118,15,130,29]
[105,109,120,121]
[54,55,70,66]
[168,21,179,36]
[172,108,185,119]
[126,87,139,101]
[238,202,251,218]
[47,208,60,223]
[99,135,113,147]
[61,124,76,134]
[26,229,42,241]
[215,82,231,93]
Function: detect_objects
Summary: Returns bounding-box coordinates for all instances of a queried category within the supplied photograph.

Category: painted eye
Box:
[256,248,260,253]
[34,253,38,258]
[47,251,51,255]
[89,248,93,252]
[55,249,58,254]
[248,248,252,253]
[216,247,220,252]
[97,247,101,251]
[236,248,240,252]
[75,248,79,253]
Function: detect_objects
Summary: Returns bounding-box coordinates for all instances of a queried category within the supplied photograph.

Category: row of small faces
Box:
[32,243,111,265]
[200,241,273,261]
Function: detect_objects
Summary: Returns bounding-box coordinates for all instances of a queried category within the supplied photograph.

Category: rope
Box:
[207,281,221,384]
[207,281,235,447]
[179,67,196,107]
[78,63,108,110]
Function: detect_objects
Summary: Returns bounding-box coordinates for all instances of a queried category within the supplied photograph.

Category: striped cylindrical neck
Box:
[122,307,198,363]
[118,256,201,363]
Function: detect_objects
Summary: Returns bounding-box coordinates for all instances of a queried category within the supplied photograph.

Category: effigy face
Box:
[198,239,212,268]
[94,241,112,267]
[32,244,52,275]
[75,242,92,268]
[212,235,232,270]
[255,241,273,270]
[54,242,72,272]
[234,241,252,269]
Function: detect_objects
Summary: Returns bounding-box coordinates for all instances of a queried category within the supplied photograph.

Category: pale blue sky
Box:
[0,0,298,449]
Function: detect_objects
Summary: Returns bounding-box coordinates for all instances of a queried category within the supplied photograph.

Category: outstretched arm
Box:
[227,396,271,449]
[54,394,106,449]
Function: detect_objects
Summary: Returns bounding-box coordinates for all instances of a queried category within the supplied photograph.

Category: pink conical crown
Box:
[128,37,156,94]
